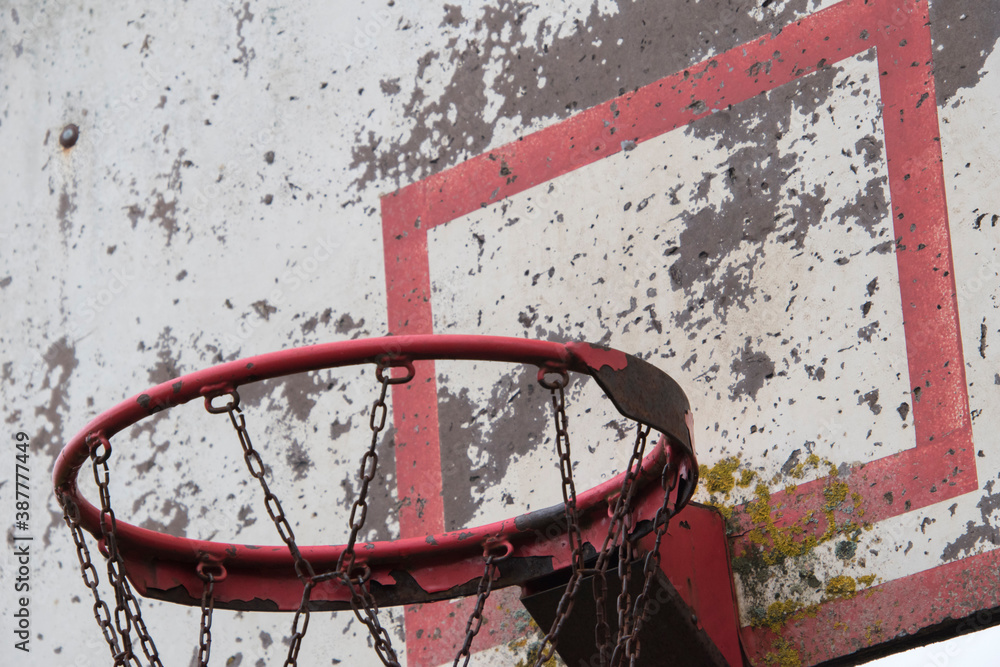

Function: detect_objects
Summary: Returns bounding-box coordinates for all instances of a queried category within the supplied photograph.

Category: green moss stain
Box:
[834,540,857,561]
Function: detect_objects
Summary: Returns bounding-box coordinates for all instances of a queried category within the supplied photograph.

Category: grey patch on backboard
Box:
[941,480,1000,561]
[669,62,888,332]
[729,337,776,401]
[930,0,1000,105]
[438,367,554,531]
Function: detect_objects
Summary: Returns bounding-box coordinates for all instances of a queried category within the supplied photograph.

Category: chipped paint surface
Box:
[1,1,998,666]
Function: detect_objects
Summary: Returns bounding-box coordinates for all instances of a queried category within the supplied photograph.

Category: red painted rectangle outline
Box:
[380,1,977,664]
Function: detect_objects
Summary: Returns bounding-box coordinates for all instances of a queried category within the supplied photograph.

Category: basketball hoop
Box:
[53,335,697,666]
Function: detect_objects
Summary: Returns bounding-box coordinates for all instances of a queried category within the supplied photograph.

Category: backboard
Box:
[379,1,1000,664]
[3,0,999,665]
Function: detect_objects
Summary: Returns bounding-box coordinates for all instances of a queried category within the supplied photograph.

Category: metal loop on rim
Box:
[483,539,513,561]
[537,366,569,390]
[89,433,112,463]
[196,560,228,583]
[375,359,415,385]
[204,390,239,414]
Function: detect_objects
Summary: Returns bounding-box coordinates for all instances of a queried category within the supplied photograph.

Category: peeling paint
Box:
[351,0,850,191]
[930,0,1000,104]
[6,0,1000,664]
[941,480,1000,560]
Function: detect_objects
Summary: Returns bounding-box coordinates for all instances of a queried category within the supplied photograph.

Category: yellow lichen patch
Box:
[851,491,865,516]
[864,620,884,643]
[742,482,823,564]
[757,599,818,633]
[786,452,838,481]
[819,511,838,542]
[825,575,857,599]
[742,460,869,566]
[823,480,850,509]
[761,600,803,632]
[857,574,877,587]
[739,468,757,487]
[747,483,772,523]
[700,456,742,498]
[713,503,735,520]
[513,643,560,667]
[763,637,802,667]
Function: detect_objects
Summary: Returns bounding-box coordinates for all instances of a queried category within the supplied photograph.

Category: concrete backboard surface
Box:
[1,1,998,666]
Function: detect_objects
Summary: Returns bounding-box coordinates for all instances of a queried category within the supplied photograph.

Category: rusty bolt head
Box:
[59,124,79,149]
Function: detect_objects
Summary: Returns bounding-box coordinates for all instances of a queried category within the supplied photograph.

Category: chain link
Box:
[123,576,161,667]
[208,390,319,666]
[87,435,162,667]
[532,372,585,667]
[211,392,317,582]
[60,439,166,667]
[613,511,635,655]
[197,570,215,667]
[335,366,404,667]
[592,424,651,666]
[453,542,510,667]
[90,436,137,666]
[58,490,125,662]
[526,385,671,667]
[621,458,677,667]
[342,565,401,665]
[284,580,316,665]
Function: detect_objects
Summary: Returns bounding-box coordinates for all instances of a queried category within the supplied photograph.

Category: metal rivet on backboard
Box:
[59,124,79,149]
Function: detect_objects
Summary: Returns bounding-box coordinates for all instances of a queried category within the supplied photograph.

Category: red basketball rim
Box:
[53,335,697,610]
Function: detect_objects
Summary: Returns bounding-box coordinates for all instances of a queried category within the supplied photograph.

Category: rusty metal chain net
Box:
[334,364,407,667]
[197,569,216,667]
[58,490,126,662]
[59,356,680,667]
[57,436,163,667]
[531,371,678,667]
[532,371,585,666]
[593,423,651,664]
[453,542,511,667]
[207,363,414,667]
[206,389,323,667]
